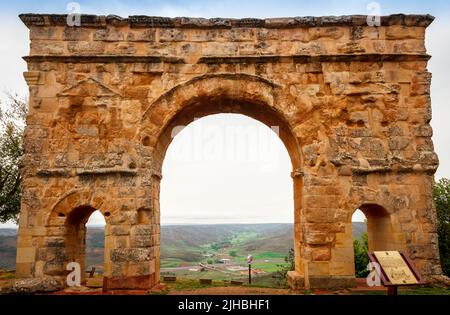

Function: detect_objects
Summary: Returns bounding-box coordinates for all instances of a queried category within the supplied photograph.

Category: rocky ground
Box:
[1,270,448,295]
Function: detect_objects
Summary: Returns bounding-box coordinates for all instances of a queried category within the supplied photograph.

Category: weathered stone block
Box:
[44,237,65,248]
[311,248,332,261]
[309,27,345,40]
[131,225,154,235]
[110,225,131,236]
[63,28,91,41]
[305,232,335,245]
[67,41,104,54]
[127,29,156,42]
[386,26,425,40]
[16,248,36,263]
[110,248,154,262]
[130,234,154,248]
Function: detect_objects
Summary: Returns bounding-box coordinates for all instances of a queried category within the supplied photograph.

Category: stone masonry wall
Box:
[16,13,441,290]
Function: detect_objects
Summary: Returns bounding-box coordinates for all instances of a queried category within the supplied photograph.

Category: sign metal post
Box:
[247,255,253,285]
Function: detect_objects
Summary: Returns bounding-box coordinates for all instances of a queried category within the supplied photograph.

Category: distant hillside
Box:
[0,223,367,270]
[0,229,18,237]
[353,222,367,239]
[160,224,294,262]
[0,228,17,270]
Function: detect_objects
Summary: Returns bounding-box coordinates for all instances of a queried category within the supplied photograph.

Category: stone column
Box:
[15,71,46,279]
[288,172,356,289]
[15,206,43,278]
[105,174,160,290]
[287,168,306,288]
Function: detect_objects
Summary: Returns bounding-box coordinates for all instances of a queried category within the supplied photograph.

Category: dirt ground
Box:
[168,286,295,295]
[5,271,444,295]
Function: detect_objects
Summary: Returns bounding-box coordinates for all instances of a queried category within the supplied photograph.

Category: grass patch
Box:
[244,274,287,289]
[160,258,183,268]
[253,252,286,260]
[251,262,288,273]
[230,232,260,245]
[234,251,286,263]
[0,273,15,280]
[155,278,234,294]
[399,287,450,295]
[350,286,450,296]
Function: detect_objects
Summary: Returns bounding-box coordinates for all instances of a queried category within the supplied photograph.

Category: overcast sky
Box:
[0,0,449,227]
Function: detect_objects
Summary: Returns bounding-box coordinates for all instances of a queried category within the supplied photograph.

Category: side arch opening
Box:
[351,204,399,281]
[358,204,396,252]
[65,206,107,284]
[44,197,112,285]
[159,113,295,285]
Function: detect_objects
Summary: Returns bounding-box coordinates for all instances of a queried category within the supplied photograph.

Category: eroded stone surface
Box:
[16,13,441,291]
[1,277,64,294]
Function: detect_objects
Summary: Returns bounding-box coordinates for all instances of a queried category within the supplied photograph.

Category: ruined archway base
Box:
[287,272,357,290]
[105,275,157,291]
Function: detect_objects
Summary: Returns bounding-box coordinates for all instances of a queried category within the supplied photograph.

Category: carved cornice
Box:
[23,71,42,85]
[36,167,138,177]
[23,54,431,66]
[350,164,438,175]
[23,55,185,64]
[19,14,435,29]
[76,168,137,176]
[151,172,163,181]
[36,169,71,177]
[198,54,431,65]
[291,169,305,179]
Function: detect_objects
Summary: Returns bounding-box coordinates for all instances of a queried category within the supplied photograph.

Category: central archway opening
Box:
[160,114,295,287]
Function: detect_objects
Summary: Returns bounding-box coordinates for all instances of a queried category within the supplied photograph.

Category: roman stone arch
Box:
[16,13,442,290]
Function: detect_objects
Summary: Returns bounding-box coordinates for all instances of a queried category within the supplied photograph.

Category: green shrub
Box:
[434,178,450,277]
[274,248,295,286]
[354,232,369,278]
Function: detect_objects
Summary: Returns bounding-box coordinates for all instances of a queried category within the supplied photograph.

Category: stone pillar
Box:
[15,207,42,278]
[151,174,162,285]
[105,174,160,290]
[287,168,306,289]
[15,71,46,279]
[105,222,156,290]
[288,173,356,289]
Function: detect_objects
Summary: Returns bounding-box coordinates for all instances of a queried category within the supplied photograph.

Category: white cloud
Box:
[161,115,294,224]
[0,16,28,97]
[86,210,106,227]
[427,14,450,179]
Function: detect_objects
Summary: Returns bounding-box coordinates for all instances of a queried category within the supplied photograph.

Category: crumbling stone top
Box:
[19,13,435,29]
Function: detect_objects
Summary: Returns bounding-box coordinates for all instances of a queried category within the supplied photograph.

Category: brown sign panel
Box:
[373,251,419,285]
